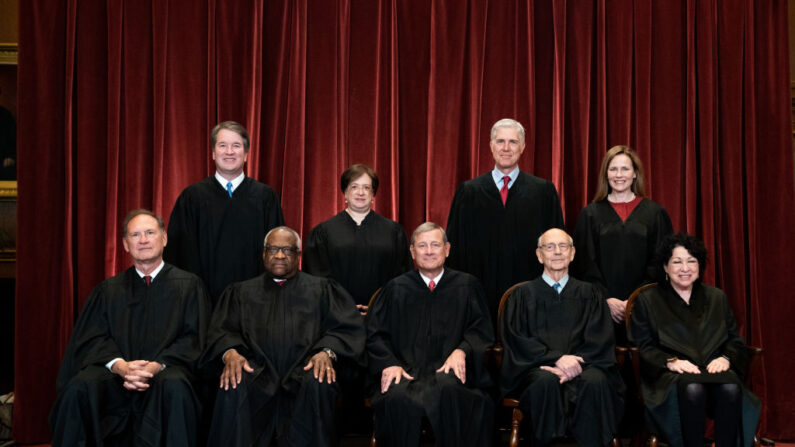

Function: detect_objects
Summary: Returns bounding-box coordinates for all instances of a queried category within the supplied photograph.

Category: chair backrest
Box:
[367,287,382,310]
[496,281,530,343]
[624,282,658,331]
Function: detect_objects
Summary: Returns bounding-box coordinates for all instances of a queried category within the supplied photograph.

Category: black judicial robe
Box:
[303,210,413,306]
[164,176,284,302]
[446,171,564,321]
[201,271,365,447]
[572,198,673,301]
[500,277,623,446]
[366,269,495,447]
[49,264,211,447]
[628,283,760,447]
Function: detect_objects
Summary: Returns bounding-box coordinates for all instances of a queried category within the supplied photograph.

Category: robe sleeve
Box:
[546,181,565,229]
[628,291,671,379]
[152,280,211,370]
[574,285,616,368]
[571,206,610,297]
[365,284,404,375]
[164,192,202,276]
[55,284,124,392]
[499,287,566,395]
[712,291,750,378]
[199,285,251,375]
[302,224,332,278]
[459,279,496,387]
[310,280,366,363]
[445,184,468,272]
[395,225,414,274]
[263,189,286,230]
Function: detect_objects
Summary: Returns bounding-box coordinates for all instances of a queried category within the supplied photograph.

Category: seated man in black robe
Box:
[50,209,211,447]
[367,222,495,447]
[202,226,365,447]
[500,228,623,447]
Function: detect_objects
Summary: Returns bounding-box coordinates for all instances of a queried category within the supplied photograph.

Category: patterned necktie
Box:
[500,175,510,205]
[553,282,561,294]
[144,275,152,286]
[226,181,233,197]
[428,280,436,291]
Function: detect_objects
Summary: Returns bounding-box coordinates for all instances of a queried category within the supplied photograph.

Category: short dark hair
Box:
[340,164,379,195]
[211,121,250,152]
[122,209,165,237]
[653,233,708,283]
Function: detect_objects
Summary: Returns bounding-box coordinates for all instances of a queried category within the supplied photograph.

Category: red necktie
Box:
[144,275,151,286]
[429,280,436,291]
[500,175,510,205]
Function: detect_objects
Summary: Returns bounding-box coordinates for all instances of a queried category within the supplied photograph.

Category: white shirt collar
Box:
[542,273,569,291]
[491,166,519,188]
[215,171,245,192]
[419,270,444,288]
[135,260,165,280]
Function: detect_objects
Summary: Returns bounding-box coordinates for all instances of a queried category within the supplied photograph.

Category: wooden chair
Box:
[624,283,763,447]
[494,281,624,447]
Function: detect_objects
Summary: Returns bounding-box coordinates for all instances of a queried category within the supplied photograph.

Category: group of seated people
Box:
[49,118,759,447]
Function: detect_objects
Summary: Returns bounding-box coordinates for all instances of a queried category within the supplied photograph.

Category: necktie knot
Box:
[428,280,436,291]
[144,275,152,286]
[226,181,233,197]
[500,175,511,205]
[553,282,561,294]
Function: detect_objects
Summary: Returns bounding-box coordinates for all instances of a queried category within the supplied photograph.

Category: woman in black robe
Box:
[629,233,760,447]
[303,163,412,434]
[572,145,673,333]
[303,163,412,313]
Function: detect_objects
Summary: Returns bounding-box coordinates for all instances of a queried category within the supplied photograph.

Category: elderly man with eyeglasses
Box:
[499,228,625,447]
[201,226,365,447]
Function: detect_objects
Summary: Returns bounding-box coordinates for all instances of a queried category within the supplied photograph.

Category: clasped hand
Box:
[540,355,584,383]
[112,359,163,391]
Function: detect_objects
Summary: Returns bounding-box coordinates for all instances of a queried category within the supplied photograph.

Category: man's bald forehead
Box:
[538,228,573,246]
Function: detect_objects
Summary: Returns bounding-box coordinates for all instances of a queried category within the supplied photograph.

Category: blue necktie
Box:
[553,282,561,294]
[226,181,233,197]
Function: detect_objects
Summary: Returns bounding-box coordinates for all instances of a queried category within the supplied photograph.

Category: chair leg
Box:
[610,436,621,447]
[650,434,658,447]
[510,407,523,447]
[370,431,377,447]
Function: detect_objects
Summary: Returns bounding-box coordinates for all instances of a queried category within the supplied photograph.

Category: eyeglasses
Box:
[265,245,299,256]
[538,243,572,252]
[413,241,444,250]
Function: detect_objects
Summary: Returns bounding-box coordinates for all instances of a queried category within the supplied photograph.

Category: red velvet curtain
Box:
[16,0,794,442]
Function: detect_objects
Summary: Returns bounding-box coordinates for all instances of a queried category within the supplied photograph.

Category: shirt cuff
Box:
[106,358,123,372]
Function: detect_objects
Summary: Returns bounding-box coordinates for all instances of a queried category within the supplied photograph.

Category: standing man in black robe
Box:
[202,226,365,446]
[446,118,564,324]
[165,121,284,304]
[50,209,211,447]
[500,228,623,447]
[367,222,495,447]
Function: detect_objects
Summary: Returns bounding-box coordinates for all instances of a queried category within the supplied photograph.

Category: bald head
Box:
[535,228,575,277]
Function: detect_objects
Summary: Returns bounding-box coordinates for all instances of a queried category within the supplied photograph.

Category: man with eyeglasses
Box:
[446,118,564,326]
[201,226,365,446]
[499,228,623,447]
[165,121,284,305]
[366,222,495,446]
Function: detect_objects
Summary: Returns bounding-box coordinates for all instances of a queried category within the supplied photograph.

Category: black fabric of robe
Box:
[303,210,412,306]
[366,269,495,447]
[500,277,623,447]
[201,271,366,447]
[628,283,761,447]
[446,171,564,323]
[572,198,673,302]
[49,264,211,447]
[164,176,284,303]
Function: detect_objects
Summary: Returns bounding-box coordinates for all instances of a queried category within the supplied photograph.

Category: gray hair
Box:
[490,118,526,145]
[411,222,448,245]
[536,228,573,247]
[264,226,302,250]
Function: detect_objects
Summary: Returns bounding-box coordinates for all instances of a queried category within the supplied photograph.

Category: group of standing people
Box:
[49,118,759,447]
